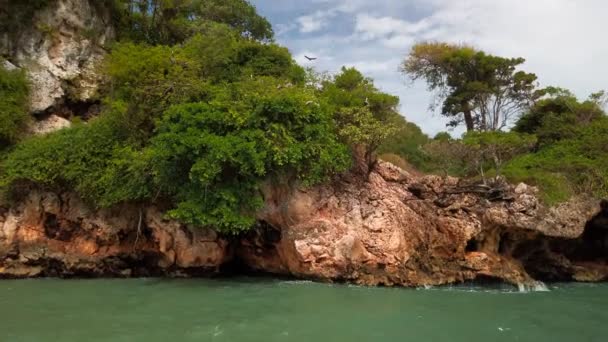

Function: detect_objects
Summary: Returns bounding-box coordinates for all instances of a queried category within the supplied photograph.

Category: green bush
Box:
[378,117,430,171]
[150,78,350,232]
[504,118,608,204]
[0,65,30,147]
[0,115,153,206]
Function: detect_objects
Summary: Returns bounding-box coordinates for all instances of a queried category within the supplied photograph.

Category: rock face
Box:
[239,162,607,286]
[1,162,606,285]
[28,114,71,135]
[0,0,113,113]
[0,191,230,278]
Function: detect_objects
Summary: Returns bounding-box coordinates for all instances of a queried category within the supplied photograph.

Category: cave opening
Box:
[43,213,60,239]
[220,220,283,277]
[465,238,479,252]
[578,200,608,261]
[35,99,101,122]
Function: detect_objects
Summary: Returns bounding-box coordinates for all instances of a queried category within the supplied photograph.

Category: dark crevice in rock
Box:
[465,238,479,252]
[497,199,608,282]
[472,274,508,285]
[35,99,101,121]
[578,200,608,261]
[43,213,73,242]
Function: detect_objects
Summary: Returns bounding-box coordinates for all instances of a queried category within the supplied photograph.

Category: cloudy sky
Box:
[250,0,608,136]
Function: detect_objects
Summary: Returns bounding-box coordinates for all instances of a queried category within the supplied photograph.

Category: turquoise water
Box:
[0,278,606,341]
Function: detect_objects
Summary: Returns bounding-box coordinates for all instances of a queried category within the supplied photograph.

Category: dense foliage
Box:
[150,80,349,230]
[106,0,274,44]
[316,67,407,171]
[0,64,29,147]
[505,98,608,203]
[1,7,400,233]
[417,89,608,204]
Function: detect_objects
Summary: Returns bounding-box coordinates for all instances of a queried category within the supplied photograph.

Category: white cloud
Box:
[260,0,608,135]
[296,10,338,33]
[351,0,608,96]
[354,14,432,41]
[342,59,402,74]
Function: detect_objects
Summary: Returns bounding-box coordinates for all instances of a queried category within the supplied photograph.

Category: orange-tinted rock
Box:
[0,191,229,278]
[1,162,605,285]
[240,162,606,286]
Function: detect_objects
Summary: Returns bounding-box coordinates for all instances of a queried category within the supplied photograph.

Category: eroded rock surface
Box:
[240,162,606,286]
[0,191,230,278]
[1,162,605,285]
[0,0,113,113]
[28,114,71,135]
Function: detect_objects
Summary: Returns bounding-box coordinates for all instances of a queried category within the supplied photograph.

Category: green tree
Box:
[0,115,153,207]
[107,0,273,45]
[102,29,303,144]
[401,42,539,132]
[318,67,399,173]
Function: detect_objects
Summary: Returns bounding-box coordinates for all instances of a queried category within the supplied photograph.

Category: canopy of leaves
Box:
[513,87,605,148]
[0,115,153,207]
[107,0,273,45]
[317,67,400,172]
[151,79,350,231]
[0,64,29,147]
[102,28,304,144]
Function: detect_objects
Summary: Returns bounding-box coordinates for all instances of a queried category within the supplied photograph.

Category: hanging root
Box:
[133,207,143,250]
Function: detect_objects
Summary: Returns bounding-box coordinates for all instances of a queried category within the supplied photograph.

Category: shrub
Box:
[0,116,153,206]
[504,118,608,204]
[0,65,29,146]
[150,78,350,232]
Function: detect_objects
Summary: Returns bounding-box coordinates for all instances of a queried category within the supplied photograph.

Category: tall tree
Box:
[401,42,539,132]
[318,67,399,174]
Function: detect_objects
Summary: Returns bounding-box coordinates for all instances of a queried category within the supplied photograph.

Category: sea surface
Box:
[0,278,606,341]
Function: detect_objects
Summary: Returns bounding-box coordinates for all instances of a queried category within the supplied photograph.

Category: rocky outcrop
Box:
[239,162,606,286]
[1,0,113,113]
[28,114,71,135]
[0,191,230,278]
[1,162,606,285]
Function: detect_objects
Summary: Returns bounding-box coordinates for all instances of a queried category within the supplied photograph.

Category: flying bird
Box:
[304,55,317,61]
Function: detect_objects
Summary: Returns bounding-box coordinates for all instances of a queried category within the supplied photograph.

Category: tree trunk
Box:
[463,109,475,132]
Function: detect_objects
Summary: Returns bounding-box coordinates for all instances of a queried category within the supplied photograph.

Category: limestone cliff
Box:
[1,0,113,114]
[241,162,607,286]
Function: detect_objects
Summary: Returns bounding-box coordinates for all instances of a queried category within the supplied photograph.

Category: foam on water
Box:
[517,281,550,293]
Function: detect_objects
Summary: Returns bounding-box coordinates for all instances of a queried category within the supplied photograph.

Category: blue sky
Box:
[250,0,608,136]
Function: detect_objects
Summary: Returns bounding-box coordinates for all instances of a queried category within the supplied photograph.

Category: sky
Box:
[250,0,608,136]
